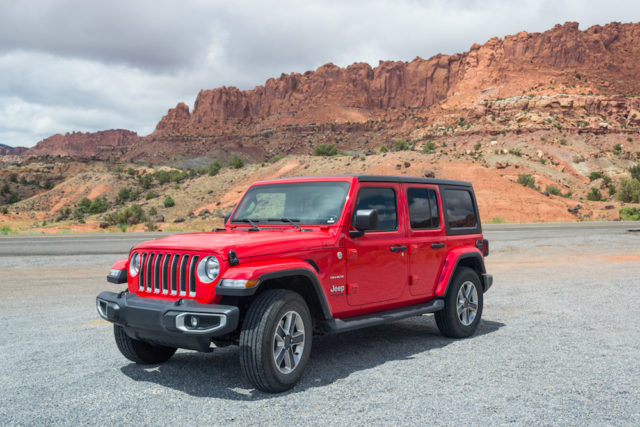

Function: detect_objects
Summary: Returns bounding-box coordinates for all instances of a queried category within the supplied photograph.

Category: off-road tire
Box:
[114,324,177,364]
[239,289,312,393]
[435,267,483,338]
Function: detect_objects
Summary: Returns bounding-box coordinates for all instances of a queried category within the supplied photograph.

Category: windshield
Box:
[232,181,351,225]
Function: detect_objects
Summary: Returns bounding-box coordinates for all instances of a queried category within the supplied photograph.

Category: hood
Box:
[133,228,336,260]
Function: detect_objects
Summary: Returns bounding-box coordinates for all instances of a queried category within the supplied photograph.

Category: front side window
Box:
[352,187,397,231]
[232,182,350,225]
[443,189,477,228]
[407,188,440,229]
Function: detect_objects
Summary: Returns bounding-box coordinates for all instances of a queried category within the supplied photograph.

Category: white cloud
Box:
[1,0,639,147]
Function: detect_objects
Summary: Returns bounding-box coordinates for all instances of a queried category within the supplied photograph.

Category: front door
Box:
[345,184,408,306]
[404,185,446,296]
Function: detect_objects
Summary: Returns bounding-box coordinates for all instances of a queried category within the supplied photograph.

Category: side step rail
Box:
[319,299,444,335]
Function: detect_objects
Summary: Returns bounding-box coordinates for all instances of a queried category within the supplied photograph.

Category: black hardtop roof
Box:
[264,174,472,187]
[355,174,472,187]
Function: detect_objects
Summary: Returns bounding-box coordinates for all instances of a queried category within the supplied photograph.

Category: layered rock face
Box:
[148,21,640,140]
[26,130,139,159]
[0,144,28,155]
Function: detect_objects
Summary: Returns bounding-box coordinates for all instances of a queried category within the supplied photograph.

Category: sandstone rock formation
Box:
[26,130,139,159]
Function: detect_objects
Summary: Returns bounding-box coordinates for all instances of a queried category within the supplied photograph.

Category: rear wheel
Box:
[435,267,483,338]
[239,289,312,393]
[113,325,177,364]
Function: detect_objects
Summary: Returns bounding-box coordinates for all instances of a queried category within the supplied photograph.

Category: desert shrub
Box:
[392,139,409,151]
[619,206,639,221]
[0,206,7,214]
[508,149,522,157]
[629,163,640,181]
[313,144,338,156]
[1,183,9,194]
[7,193,20,204]
[617,178,640,203]
[154,170,171,185]
[586,187,603,201]
[164,196,175,208]
[19,177,27,185]
[42,181,54,190]
[600,176,612,188]
[0,225,12,235]
[423,141,436,153]
[149,207,157,216]
[127,167,136,176]
[9,175,17,183]
[138,174,153,189]
[228,155,245,168]
[105,204,146,226]
[474,142,482,151]
[130,189,141,200]
[379,145,388,153]
[613,143,622,152]
[145,191,157,200]
[517,174,537,189]
[117,187,131,201]
[169,170,189,182]
[588,171,604,181]
[88,197,109,214]
[546,185,562,196]
[208,160,222,176]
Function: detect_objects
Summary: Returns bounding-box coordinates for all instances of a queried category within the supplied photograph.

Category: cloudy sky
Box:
[1,0,639,147]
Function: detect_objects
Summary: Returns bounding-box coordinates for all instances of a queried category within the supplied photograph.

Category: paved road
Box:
[1,223,639,425]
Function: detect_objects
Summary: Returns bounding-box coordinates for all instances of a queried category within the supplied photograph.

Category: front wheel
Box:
[113,325,177,364]
[435,267,483,338]
[239,290,312,393]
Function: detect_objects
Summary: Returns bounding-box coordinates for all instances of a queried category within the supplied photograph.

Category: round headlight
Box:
[197,256,220,283]
[129,252,140,276]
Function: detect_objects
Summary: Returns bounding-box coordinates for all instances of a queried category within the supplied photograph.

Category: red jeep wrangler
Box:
[97,175,492,392]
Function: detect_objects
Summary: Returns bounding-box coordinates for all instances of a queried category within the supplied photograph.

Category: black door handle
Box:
[390,245,407,252]
[431,243,445,249]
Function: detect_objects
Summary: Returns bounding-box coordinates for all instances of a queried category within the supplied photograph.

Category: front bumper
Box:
[96,291,239,352]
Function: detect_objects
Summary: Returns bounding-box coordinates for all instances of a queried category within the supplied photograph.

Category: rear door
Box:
[404,184,446,297]
[345,183,408,306]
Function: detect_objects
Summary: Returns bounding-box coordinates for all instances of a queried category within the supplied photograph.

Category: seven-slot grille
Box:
[137,252,200,298]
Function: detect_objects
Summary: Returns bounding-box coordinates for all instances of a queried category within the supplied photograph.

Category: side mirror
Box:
[350,209,378,237]
[224,211,232,224]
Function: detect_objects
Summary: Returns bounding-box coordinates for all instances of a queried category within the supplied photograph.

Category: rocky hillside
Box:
[25,130,139,159]
[0,144,28,155]
[123,21,640,162]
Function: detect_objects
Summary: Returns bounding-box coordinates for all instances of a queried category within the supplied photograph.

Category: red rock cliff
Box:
[26,129,139,159]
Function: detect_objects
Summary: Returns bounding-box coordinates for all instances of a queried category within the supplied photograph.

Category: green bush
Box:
[1,183,9,194]
[42,181,54,190]
[9,175,17,183]
[154,170,171,185]
[392,139,409,151]
[379,145,388,153]
[617,178,640,203]
[423,141,436,153]
[138,174,153,189]
[130,189,141,200]
[145,191,157,200]
[313,144,338,156]
[169,170,189,182]
[474,142,482,151]
[7,193,20,204]
[0,225,12,235]
[546,185,562,196]
[208,160,222,176]
[127,167,136,176]
[588,171,604,181]
[149,207,157,216]
[228,155,245,168]
[164,196,175,208]
[619,206,639,221]
[117,187,131,201]
[629,163,640,181]
[105,204,146,226]
[586,187,603,201]
[517,174,537,189]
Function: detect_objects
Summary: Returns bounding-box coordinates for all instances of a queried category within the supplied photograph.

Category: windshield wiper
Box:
[268,218,302,230]
[238,218,260,231]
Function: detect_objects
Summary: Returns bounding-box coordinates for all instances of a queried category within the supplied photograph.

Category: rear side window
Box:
[407,188,440,229]
[352,187,397,231]
[443,189,477,228]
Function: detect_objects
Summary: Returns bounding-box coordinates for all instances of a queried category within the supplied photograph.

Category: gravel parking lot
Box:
[1,224,639,425]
